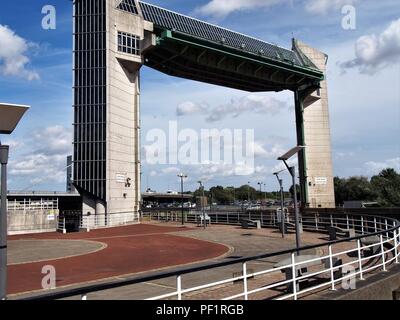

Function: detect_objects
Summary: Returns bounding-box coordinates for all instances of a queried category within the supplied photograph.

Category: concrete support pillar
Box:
[82,195,96,216]
[294,90,307,207]
[292,39,336,208]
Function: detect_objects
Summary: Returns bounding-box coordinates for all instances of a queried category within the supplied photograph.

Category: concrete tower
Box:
[73,0,151,220]
[293,40,335,208]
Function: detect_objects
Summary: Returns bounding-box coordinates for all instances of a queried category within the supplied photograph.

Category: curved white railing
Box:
[143,212,399,300]
[21,212,400,300]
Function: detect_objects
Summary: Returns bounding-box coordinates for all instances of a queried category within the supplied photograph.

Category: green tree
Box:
[371,168,400,207]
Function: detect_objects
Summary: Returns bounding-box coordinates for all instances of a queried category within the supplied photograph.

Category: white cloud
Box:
[32,125,72,155]
[340,18,400,74]
[176,101,208,116]
[249,142,286,159]
[2,139,25,150]
[206,95,286,122]
[195,0,356,18]
[334,151,355,160]
[149,170,158,177]
[0,24,39,80]
[162,167,180,174]
[305,0,358,15]
[365,158,400,175]
[8,126,72,187]
[194,0,285,19]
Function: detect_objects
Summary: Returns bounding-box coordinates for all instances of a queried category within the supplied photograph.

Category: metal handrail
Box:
[18,212,400,300]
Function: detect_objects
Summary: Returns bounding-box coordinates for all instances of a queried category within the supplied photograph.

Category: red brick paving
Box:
[8,224,229,295]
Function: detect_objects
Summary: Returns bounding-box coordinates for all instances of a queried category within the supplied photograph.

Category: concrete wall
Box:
[102,0,145,215]
[7,210,58,235]
[294,40,336,208]
[317,264,400,300]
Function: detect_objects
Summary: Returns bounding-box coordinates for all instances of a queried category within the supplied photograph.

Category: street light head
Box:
[273,168,286,176]
[177,173,187,178]
[0,145,9,165]
[277,146,305,161]
[0,103,29,134]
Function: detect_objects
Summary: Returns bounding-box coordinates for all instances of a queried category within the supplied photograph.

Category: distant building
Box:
[66,155,75,193]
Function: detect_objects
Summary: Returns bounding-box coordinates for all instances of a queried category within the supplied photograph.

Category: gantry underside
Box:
[144,30,324,92]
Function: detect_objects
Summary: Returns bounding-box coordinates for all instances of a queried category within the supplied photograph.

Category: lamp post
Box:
[0,103,29,300]
[247,181,251,203]
[177,173,187,225]
[274,169,286,238]
[257,182,262,203]
[197,181,206,229]
[278,146,305,255]
[263,183,267,203]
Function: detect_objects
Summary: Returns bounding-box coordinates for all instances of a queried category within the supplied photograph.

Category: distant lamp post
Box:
[177,173,187,225]
[0,103,29,300]
[278,146,305,254]
[197,181,206,229]
[263,183,267,202]
[247,181,251,202]
[257,182,262,202]
[273,169,286,238]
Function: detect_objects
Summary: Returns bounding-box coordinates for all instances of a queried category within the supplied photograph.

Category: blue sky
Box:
[0,0,399,193]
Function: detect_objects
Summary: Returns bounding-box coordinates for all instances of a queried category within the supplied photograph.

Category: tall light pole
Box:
[274,170,286,238]
[0,103,29,300]
[257,182,262,203]
[197,181,206,229]
[247,181,251,202]
[278,146,305,255]
[177,173,187,225]
[263,183,267,202]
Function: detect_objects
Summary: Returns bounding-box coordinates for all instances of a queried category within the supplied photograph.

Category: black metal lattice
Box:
[139,1,305,67]
[118,0,139,15]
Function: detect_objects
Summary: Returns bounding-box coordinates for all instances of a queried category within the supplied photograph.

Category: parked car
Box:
[248,205,261,210]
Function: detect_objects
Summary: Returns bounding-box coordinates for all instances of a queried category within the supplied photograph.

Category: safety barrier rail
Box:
[19,212,400,300]
[57,216,66,234]
[79,212,140,231]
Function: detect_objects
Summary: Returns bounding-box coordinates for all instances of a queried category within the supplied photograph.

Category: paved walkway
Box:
[8,240,105,265]
[9,222,390,300]
[7,224,228,297]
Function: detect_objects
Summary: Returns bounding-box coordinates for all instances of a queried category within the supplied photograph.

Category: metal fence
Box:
[56,211,140,233]
[21,211,400,300]
[79,212,140,231]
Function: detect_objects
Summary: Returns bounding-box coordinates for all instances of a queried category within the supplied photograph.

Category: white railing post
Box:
[361,216,364,235]
[261,212,264,227]
[346,215,349,230]
[63,217,66,234]
[330,214,333,227]
[328,245,336,291]
[385,219,388,239]
[357,239,364,280]
[291,253,297,300]
[380,234,387,272]
[315,214,318,231]
[374,217,377,233]
[243,262,248,301]
[177,275,182,300]
[394,228,399,264]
